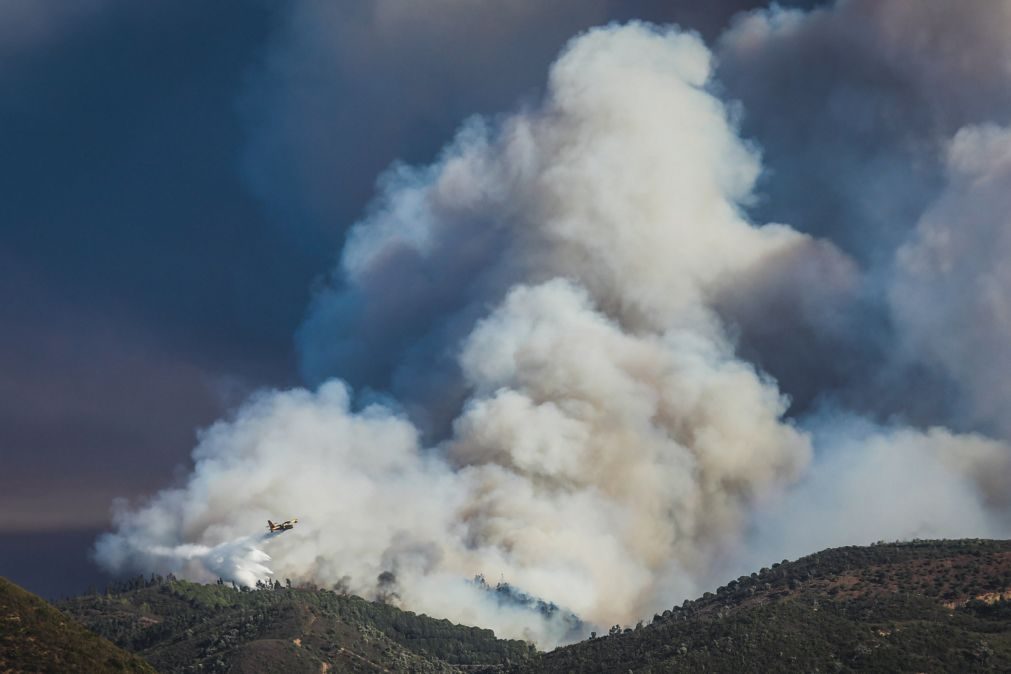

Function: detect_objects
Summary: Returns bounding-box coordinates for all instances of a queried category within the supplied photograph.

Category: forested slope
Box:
[61,577,534,673]
[531,539,1011,672]
[0,576,155,673]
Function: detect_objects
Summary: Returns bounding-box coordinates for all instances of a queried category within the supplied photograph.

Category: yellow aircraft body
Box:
[267,518,297,532]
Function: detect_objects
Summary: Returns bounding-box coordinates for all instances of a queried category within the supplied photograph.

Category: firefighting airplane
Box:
[267,518,297,533]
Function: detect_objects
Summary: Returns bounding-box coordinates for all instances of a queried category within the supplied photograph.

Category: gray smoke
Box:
[892,124,1011,438]
[714,0,1011,421]
[97,3,1011,648]
[718,0,1011,262]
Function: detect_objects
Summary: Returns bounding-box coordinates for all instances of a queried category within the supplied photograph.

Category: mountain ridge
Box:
[5,538,1011,672]
[59,575,535,672]
[530,538,1011,672]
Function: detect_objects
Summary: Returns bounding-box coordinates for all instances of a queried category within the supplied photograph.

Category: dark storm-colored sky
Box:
[0,0,820,598]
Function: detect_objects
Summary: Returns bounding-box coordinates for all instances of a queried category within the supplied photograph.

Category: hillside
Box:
[0,576,155,674]
[530,539,1011,672]
[44,539,1011,672]
[60,577,535,673]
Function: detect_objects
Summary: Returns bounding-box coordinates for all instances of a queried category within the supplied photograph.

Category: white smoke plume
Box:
[97,13,1011,648]
[144,536,273,589]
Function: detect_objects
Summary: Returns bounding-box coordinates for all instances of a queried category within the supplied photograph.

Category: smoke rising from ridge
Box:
[98,4,1011,648]
[100,23,820,643]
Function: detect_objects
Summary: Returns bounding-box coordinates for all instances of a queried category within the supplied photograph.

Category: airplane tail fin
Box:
[267,520,274,529]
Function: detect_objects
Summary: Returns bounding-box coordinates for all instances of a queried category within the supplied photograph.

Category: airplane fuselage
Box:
[267,518,297,532]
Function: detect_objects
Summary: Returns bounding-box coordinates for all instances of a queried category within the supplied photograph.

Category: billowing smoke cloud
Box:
[100,23,821,645]
[97,3,1011,649]
[713,0,1011,421]
[295,19,823,429]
